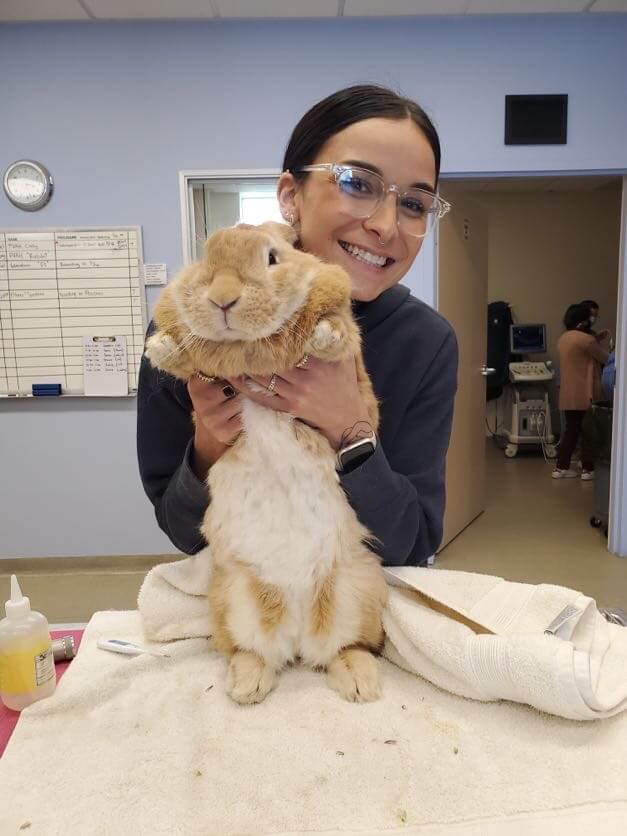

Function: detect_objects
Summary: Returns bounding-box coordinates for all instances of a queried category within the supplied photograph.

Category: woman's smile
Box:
[338,240,396,270]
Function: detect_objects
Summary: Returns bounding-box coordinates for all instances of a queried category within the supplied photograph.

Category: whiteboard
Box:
[0,227,147,397]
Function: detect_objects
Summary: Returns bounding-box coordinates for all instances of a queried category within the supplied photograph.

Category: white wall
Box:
[1,15,626,557]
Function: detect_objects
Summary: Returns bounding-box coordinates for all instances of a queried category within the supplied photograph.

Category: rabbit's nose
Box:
[210,297,240,312]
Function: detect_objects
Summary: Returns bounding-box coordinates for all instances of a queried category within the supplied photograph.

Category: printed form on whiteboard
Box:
[83,335,128,396]
[143,263,167,286]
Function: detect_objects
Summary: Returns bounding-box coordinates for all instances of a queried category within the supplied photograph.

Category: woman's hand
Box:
[187,375,243,478]
[227,357,372,451]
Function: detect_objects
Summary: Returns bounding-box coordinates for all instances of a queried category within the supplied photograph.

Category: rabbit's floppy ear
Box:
[257,221,298,246]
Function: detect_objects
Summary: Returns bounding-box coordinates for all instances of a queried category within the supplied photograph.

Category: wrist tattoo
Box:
[339,421,374,448]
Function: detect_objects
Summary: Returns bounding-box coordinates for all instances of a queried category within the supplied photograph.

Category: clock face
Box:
[4,160,52,210]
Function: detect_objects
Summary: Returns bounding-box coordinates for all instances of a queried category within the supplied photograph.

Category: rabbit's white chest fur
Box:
[206,398,367,667]
[209,398,345,589]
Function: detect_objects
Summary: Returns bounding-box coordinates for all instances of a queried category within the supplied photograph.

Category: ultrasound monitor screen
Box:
[510,324,546,354]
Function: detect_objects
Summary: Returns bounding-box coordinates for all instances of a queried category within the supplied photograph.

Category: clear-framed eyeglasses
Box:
[293,163,451,239]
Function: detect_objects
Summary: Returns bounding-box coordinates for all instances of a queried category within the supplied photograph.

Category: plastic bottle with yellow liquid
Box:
[0,575,56,710]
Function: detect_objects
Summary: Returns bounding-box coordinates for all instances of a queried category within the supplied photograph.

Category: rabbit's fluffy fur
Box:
[145,222,387,704]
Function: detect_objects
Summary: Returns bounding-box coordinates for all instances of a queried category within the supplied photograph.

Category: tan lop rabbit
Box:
[144,222,388,704]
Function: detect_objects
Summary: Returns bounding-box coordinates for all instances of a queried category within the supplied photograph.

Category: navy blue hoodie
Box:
[137,284,458,565]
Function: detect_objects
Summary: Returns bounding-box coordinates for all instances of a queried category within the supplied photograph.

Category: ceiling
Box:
[1,0,626,24]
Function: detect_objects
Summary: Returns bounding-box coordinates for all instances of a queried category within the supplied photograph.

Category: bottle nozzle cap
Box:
[6,574,31,619]
[11,574,22,602]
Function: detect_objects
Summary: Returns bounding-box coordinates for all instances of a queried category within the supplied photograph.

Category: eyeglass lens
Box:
[335,167,439,238]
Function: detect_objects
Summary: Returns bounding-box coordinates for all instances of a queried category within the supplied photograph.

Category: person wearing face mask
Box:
[553,304,609,480]
[581,299,599,332]
[580,299,612,347]
[137,85,458,567]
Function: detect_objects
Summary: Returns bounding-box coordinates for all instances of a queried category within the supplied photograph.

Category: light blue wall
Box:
[1,16,626,557]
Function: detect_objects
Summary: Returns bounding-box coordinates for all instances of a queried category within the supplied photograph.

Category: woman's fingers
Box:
[229,374,290,398]
[189,374,239,406]
[198,397,243,444]
[227,376,291,412]
[248,373,292,395]
[279,355,323,383]
[187,374,244,443]
[188,374,225,403]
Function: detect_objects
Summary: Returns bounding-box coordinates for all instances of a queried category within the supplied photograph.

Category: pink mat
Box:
[0,629,84,757]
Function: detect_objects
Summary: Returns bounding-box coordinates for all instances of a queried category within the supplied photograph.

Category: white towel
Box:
[2,610,626,835]
[138,551,627,721]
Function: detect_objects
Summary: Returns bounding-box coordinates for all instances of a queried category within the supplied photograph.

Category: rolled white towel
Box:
[137,554,627,720]
[137,551,211,642]
[383,567,627,720]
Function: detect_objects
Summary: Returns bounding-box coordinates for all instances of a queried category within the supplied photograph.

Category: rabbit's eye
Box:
[268,249,278,266]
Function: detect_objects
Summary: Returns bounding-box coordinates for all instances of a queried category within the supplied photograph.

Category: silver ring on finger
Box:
[267,373,278,393]
[196,372,217,384]
[295,354,310,369]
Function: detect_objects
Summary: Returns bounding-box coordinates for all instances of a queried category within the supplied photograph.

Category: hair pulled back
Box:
[563,303,591,331]
[282,84,442,188]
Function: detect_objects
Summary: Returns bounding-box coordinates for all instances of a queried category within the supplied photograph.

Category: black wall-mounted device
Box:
[505,95,568,145]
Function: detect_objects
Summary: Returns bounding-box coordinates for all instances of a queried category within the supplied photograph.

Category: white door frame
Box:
[434,171,627,558]
[608,177,627,556]
[178,169,280,266]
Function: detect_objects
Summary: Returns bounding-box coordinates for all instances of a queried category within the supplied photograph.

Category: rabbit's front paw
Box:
[144,333,180,370]
[144,332,195,379]
[307,317,346,360]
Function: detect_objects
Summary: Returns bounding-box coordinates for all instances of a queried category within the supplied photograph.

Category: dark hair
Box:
[282,84,442,188]
[563,303,592,331]
[580,299,599,311]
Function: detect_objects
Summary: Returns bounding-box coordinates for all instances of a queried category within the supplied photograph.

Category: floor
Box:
[3,439,626,625]
[437,439,627,610]
[0,555,172,626]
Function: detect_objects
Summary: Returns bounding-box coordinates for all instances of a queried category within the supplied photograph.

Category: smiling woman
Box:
[281,116,439,303]
[137,84,458,566]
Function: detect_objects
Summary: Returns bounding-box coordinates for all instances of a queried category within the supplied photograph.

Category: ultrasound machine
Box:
[502,324,557,459]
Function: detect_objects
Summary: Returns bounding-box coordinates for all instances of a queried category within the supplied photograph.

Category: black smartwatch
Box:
[336,434,377,474]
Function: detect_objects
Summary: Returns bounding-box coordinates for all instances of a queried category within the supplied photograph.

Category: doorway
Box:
[435,174,627,606]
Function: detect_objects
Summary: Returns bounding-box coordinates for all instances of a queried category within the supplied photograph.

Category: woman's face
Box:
[277,117,437,302]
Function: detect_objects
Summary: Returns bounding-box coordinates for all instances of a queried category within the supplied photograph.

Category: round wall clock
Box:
[3,160,54,211]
